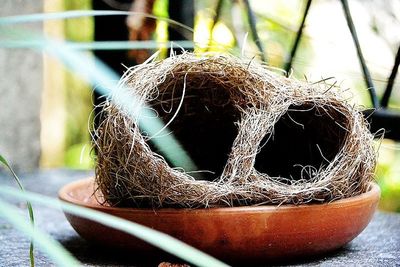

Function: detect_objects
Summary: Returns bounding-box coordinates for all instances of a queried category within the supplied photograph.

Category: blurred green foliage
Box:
[63,0,94,169]
[375,140,400,212]
[153,0,169,58]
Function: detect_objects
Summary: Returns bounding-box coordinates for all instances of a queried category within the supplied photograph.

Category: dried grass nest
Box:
[94,53,376,208]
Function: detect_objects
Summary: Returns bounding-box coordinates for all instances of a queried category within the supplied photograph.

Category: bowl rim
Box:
[59,177,380,214]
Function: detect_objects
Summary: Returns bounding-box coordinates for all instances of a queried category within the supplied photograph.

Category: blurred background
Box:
[0,0,399,212]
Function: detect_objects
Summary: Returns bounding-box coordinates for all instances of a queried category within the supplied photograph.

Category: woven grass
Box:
[93,53,376,208]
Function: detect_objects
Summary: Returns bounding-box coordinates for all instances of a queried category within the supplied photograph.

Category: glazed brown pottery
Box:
[59,178,380,263]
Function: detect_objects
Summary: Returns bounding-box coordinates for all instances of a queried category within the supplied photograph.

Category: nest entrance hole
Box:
[149,78,240,180]
[254,103,349,182]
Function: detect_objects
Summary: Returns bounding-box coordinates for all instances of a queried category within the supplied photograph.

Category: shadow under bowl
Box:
[59,178,380,263]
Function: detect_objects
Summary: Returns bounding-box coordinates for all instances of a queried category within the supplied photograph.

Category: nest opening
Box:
[95,54,375,208]
[149,78,241,180]
[254,103,349,182]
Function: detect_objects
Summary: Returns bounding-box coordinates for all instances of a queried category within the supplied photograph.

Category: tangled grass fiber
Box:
[94,53,376,208]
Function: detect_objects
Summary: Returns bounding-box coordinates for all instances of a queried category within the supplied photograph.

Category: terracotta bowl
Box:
[59,178,380,263]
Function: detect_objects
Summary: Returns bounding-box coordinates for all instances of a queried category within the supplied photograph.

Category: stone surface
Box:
[0,1,43,171]
[0,170,399,266]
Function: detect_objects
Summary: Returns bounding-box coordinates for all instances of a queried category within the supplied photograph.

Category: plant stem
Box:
[242,0,267,63]
[340,0,379,108]
[0,155,35,267]
[381,44,400,107]
[284,0,312,74]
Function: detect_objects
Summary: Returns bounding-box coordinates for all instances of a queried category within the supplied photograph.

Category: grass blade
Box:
[0,186,230,267]
[0,40,194,50]
[0,198,80,266]
[0,154,35,267]
[0,10,193,34]
[0,26,198,172]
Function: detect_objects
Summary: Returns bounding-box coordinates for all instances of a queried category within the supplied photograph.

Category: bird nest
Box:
[94,53,376,208]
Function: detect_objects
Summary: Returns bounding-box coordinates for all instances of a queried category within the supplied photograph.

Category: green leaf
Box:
[0,154,35,267]
[0,26,198,172]
[0,186,230,267]
[0,10,193,34]
[0,199,80,267]
[0,40,194,50]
